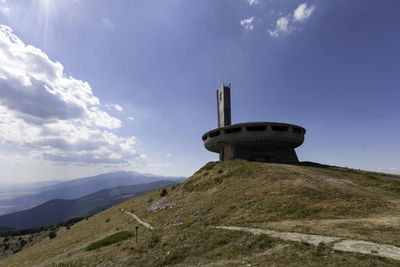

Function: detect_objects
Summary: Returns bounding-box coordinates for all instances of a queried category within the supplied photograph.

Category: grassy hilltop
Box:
[2,160,400,266]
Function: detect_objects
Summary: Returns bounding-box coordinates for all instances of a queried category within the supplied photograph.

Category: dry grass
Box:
[2,160,400,266]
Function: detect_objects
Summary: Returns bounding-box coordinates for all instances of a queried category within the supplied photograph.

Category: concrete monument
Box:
[202,83,306,163]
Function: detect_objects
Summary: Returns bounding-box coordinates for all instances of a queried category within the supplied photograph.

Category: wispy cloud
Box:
[101,17,115,31]
[0,0,9,16]
[293,3,316,22]
[268,16,290,37]
[106,104,123,112]
[127,116,134,121]
[268,2,316,38]
[240,17,255,31]
[0,25,144,166]
[246,0,259,6]
[166,153,172,158]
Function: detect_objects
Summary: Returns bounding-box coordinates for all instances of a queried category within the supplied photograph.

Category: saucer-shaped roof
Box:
[202,122,305,153]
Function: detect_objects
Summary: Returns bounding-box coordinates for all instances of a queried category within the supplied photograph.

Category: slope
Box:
[0,171,186,215]
[0,180,177,229]
[2,160,400,266]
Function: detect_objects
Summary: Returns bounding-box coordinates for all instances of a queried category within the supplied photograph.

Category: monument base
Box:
[220,145,299,163]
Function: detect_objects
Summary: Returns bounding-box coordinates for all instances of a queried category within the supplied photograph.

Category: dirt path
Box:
[121,209,155,230]
[212,226,400,261]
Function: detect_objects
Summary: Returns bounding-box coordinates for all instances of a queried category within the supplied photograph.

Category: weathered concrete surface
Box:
[217,83,231,128]
[333,240,400,261]
[203,122,305,163]
[203,84,307,163]
[212,226,340,245]
[212,226,400,261]
[121,209,155,230]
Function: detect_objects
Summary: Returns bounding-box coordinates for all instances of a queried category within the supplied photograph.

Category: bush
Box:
[148,235,160,248]
[85,231,133,251]
[49,231,57,239]
[160,188,168,197]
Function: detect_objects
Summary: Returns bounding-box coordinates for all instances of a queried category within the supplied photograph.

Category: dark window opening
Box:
[292,127,302,134]
[224,127,241,134]
[246,125,266,132]
[271,125,288,132]
[209,131,221,137]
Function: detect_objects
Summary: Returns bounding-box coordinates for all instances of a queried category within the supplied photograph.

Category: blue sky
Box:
[0,0,399,183]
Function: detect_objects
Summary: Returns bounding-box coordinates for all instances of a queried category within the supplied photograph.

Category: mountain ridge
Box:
[0,171,186,215]
[0,180,178,229]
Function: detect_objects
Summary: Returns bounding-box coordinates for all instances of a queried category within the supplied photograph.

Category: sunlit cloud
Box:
[0,25,143,166]
[240,17,255,31]
[268,16,290,37]
[293,3,316,22]
[0,0,9,16]
[106,104,123,112]
[268,2,316,38]
[246,0,259,6]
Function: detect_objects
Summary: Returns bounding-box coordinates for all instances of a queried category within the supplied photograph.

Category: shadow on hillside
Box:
[293,161,332,169]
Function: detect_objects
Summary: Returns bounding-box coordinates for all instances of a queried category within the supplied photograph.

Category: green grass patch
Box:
[180,218,198,228]
[85,231,133,251]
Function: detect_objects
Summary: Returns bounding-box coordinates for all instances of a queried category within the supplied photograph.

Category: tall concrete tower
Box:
[217,83,231,128]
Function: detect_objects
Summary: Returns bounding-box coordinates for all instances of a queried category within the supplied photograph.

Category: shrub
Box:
[49,231,57,239]
[148,235,160,248]
[160,188,168,197]
[86,231,133,251]
[180,218,197,228]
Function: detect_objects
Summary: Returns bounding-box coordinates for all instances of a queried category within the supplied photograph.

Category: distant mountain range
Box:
[0,171,185,215]
[0,180,177,229]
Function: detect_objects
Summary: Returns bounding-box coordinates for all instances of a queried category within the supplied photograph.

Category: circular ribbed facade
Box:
[202,122,305,162]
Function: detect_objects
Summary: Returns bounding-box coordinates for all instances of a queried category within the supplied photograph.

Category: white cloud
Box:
[127,116,134,121]
[166,153,172,158]
[268,3,316,38]
[0,25,142,166]
[293,3,316,22]
[240,17,255,31]
[389,168,399,171]
[101,17,115,31]
[268,16,290,37]
[247,0,258,6]
[106,103,123,112]
[0,0,9,16]
[113,104,123,111]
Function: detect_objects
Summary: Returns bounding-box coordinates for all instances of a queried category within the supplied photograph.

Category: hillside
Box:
[0,180,177,229]
[0,171,186,215]
[2,160,400,266]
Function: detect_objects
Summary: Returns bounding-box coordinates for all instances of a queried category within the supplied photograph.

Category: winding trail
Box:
[119,209,400,261]
[212,226,400,261]
[121,209,155,230]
